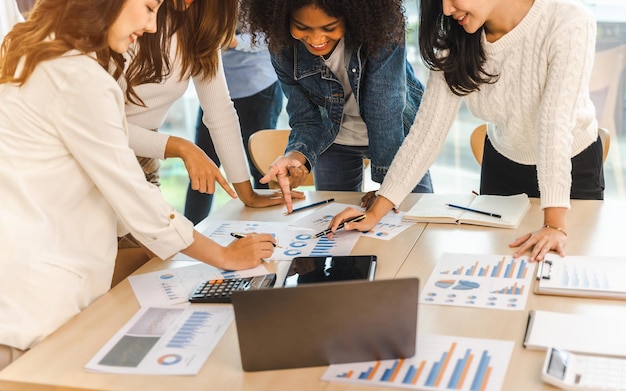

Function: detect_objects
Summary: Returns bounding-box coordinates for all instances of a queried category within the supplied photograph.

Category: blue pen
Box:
[445,203,502,219]
[285,198,335,215]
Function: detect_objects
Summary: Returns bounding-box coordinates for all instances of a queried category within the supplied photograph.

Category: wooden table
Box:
[1,194,624,391]
[0,191,425,391]
[390,198,626,391]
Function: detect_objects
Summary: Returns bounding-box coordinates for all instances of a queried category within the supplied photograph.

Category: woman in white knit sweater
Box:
[330,0,604,262]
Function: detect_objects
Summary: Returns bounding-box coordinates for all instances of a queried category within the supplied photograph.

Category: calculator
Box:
[188,274,277,303]
[542,347,626,390]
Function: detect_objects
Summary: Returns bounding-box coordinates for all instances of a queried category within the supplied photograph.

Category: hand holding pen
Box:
[230,232,282,248]
[314,214,367,238]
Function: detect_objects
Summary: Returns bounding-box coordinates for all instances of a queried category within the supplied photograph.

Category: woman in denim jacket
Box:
[240,0,433,213]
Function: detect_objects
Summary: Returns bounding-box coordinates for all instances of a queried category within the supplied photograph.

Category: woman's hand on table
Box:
[510,207,567,262]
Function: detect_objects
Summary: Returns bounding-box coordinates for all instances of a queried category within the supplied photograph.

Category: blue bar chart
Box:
[323,334,513,391]
[421,253,536,310]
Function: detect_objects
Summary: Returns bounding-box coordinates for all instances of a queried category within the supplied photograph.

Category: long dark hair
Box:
[126,0,237,89]
[240,0,406,56]
[419,0,497,96]
[0,0,127,87]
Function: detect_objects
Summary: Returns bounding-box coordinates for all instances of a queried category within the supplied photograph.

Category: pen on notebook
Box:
[313,214,366,238]
[230,232,282,248]
[285,198,335,215]
[445,203,502,219]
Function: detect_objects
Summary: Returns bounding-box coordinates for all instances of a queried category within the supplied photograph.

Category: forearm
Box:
[180,231,228,269]
[164,135,194,159]
[543,207,568,231]
[127,123,170,159]
[368,195,395,221]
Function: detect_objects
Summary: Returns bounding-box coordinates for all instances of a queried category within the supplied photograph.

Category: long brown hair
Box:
[126,0,237,86]
[0,0,127,86]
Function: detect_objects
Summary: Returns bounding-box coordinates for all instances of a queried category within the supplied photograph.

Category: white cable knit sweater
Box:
[379,0,597,210]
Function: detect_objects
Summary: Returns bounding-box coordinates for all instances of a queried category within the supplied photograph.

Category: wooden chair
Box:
[589,44,626,197]
[470,124,610,165]
[247,129,315,189]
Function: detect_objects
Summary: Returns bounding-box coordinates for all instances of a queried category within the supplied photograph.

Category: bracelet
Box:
[542,224,567,236]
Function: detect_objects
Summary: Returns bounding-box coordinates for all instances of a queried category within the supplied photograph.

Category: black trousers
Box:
[480,135,604,200]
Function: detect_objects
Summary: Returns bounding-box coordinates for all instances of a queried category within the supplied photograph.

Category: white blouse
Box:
[0,51,194,350]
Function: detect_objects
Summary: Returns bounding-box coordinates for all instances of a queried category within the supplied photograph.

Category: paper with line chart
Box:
[420,253,536,311]
[323,334,513,391]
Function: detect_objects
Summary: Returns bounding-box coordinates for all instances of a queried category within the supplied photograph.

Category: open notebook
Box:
[403,193,530,229]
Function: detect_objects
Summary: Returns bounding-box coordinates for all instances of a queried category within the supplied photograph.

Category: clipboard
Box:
[534,254,626,300]
[523,310,626,356]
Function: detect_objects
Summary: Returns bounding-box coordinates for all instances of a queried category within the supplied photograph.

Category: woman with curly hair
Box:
[239,0,433,213]
[331,0,603,263]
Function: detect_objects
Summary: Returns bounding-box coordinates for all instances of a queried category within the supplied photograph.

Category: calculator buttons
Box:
[189,274,276,303]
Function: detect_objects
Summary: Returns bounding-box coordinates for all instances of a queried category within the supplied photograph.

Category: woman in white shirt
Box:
[123,0,302,210]
[0,0,276,370]
[329,0,603,262]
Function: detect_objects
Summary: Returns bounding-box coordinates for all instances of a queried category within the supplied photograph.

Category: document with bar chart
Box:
[86,305,232,375]
[322,334,514,391]
[535,254,626,299]
[182,219,361,261]
[420,253,536,310]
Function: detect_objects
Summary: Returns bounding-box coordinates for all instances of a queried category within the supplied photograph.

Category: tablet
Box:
[283,255,376,287]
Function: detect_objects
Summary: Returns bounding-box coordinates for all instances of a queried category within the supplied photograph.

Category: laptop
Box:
[231,278,419,371]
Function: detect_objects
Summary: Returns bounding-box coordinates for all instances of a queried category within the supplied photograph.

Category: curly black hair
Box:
[239,0,407,55]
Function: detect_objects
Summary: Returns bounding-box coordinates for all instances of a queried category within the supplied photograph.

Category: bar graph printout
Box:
[322,334,514,391]
[420,253,536,311]
[86,305,233,375]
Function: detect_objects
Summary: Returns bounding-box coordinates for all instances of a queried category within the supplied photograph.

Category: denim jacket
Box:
[271,36,424,183]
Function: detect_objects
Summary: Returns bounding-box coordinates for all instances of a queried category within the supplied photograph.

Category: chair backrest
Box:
[470,123,487,165]
[248,129,315,188]
[589,45,626,136]
[470,124,610,165]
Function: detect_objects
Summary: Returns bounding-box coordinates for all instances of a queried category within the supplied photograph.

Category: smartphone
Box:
[283,255,377,288]
[542,347,626,390]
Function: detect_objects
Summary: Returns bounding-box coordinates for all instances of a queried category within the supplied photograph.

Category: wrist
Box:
[542,224,567,236]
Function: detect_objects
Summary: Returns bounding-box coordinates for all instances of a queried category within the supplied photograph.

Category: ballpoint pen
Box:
[445,203,502,218]
[230,232,282,248]
[313,214,367,238]
[285,198,335,215]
